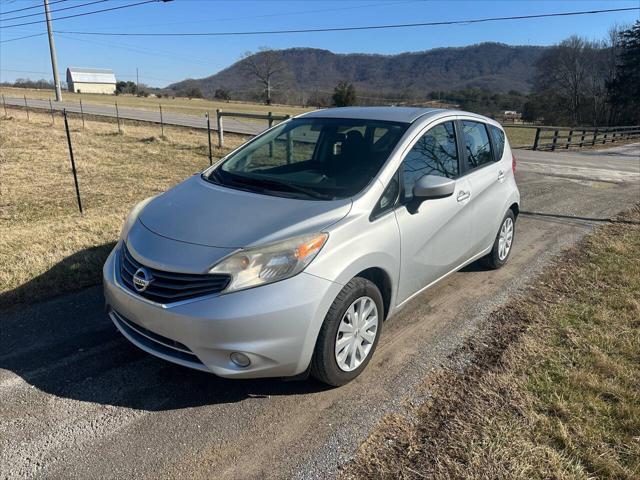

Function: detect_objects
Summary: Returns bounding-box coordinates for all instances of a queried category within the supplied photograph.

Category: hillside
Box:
[168,43,546,101]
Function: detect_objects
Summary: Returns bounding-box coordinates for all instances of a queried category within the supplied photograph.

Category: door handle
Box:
[498,170,505,181]
[457,190,471,202]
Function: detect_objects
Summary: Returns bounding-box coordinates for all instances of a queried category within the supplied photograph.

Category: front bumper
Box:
[103,243,342,378]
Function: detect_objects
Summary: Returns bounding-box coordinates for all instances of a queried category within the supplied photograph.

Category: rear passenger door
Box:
[458,120,506,253]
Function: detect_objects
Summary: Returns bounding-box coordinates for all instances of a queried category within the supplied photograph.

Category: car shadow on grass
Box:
[0,244,331,411]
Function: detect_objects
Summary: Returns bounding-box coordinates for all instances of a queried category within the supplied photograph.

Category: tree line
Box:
[227,22,639,126]
[525,22,639,126]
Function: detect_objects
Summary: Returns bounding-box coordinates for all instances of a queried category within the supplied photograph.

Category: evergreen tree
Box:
[607,21,640,124]
[332,81,357,107]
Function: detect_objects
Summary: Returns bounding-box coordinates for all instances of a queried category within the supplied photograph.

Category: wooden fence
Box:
[505,124,640,151]
[215,109,289,147]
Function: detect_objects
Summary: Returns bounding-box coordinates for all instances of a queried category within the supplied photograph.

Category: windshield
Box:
[206,118,408,200]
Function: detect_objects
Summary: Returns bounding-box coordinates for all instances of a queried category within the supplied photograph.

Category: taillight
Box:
[512,153,517,174]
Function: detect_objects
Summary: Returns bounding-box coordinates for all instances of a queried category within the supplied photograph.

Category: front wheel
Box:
[482,210,516,269]
[311,277,383,386]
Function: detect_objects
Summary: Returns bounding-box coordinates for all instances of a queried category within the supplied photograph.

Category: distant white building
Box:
[66,67,116,94]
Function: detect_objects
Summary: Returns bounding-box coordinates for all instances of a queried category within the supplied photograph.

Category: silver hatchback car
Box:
[103,107,519,386]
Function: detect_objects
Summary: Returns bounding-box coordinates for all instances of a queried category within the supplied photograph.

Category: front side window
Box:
[402,121,458,201]
[461,120,493,169]
[207,118,408,200]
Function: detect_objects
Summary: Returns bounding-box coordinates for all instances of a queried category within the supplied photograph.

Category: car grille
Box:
[111,310,205,367]
[119,244,230,304]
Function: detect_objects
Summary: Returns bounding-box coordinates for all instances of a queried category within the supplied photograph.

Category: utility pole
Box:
[44,0,62,101]
[136,68,139,91]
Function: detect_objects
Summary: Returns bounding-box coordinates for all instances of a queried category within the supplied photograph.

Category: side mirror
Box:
[407,175,456,214]
[412,174,456,200]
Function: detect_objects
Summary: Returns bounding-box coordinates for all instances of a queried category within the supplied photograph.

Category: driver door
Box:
[394,120,474,304]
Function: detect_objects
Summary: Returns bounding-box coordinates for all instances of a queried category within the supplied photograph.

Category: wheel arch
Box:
[354,267,393,321]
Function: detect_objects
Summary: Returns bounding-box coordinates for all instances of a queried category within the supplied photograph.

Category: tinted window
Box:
[402,121,458,201]
[210,118,408,200]
[489,124,505,160]
[461,121,493,169]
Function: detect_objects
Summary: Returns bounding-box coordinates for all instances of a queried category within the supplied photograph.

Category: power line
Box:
[0,32,47,43]
[0,0,108,23]
[0,0,166,29]
[0,0,66,16]
[52,6,640,37]
[1,68,50,75]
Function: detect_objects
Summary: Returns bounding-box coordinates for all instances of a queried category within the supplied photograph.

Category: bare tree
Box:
[535,36,609,126]
[241,48,291,105]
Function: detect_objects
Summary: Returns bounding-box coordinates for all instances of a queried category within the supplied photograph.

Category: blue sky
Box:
[1,0,638,87]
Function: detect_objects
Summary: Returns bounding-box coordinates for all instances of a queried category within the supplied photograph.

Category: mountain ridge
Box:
[168,43,547,101]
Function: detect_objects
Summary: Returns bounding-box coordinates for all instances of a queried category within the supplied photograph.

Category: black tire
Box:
[311,277,384,386]
[482,209,516,270]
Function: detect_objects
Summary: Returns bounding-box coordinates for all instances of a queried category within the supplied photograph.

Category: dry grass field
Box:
[0,86,313,119]
[0,106,248,307]
[503,125,537,148]
[344,206,640,480]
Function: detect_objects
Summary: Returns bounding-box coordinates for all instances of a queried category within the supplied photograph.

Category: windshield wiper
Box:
[231,174,335,200]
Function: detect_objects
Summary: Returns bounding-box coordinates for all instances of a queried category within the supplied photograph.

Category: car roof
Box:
[298,106,493,125]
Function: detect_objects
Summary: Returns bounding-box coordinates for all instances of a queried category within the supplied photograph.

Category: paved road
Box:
[1,144,639,479]
[3,96,266,136]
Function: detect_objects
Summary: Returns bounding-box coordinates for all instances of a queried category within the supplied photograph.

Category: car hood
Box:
[138,175,352,248]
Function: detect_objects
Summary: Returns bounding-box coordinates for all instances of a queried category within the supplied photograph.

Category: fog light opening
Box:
[230,352,251,368]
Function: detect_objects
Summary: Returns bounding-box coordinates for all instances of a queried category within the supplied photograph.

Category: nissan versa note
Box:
[103,107,520,386]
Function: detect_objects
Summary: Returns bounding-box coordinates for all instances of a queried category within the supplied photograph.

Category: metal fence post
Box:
[24,95,29,120]
[79,99,85,129]
[592,128,599,146]
[532,127,541,150]
[115,102,121,133]
[63,109,83,214]
[579,129,586,147]
[2,94,6,117]
[206,112,213,166]
[602,130,608,145]
[216,109,224,148]
[159,104,164,137]
[49,99,55,124]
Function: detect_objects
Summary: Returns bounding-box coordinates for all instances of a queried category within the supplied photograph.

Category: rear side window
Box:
[461,121,493,169]
[402,121,458,201]
[488,125,506,160]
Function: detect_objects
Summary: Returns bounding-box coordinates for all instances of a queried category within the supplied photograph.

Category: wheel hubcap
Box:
[498,217,514,261]
[335,296,379,372]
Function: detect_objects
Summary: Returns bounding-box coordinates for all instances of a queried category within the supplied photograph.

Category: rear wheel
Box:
[482,210,515,269]
[311,277,383,386]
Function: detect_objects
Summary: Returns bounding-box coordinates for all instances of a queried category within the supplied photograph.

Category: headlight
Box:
[119,196,156,241]
[210,232,328,293]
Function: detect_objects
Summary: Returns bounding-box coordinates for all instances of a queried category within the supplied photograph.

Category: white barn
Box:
[66,67,116,94]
